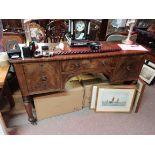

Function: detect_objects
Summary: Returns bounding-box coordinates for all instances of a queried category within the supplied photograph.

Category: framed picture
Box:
[90,84,136,110]
[132,78,146,112]
[90,85,98,109]
[95,86,136,112]
[90,83,110,110]
[139,63,155,85]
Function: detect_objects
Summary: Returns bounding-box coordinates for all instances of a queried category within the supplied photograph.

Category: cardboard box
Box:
[81,74,109,108]
[34,80,84,121]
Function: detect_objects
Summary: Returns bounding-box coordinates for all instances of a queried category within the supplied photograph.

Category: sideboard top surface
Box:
[9,42,150,64]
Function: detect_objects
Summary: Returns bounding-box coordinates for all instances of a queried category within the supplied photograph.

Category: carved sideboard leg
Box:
[22,96,37,125]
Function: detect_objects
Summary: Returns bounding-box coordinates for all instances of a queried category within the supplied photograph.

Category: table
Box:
[9,42,150,124]
[0,64,9,88]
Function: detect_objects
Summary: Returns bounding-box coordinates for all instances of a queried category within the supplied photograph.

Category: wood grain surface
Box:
[0,64,9,88]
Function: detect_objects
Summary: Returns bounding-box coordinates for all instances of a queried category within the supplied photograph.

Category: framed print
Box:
[95,86,136,112]
[145,59,155,68]
[139,63,155,85]
[90,86,98,109]
[90,83,110,110]
[90,84,136,110]
[132,78,146,112]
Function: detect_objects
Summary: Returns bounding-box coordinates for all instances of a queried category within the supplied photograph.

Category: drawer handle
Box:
[42,76,47,81]
[74,63,80,68]
[127,66,131,71]
[101,61,106,66]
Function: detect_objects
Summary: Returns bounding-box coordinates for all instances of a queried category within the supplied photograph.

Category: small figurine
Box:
[55,41,64,50]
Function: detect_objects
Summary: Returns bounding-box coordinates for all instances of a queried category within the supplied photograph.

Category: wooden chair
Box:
[106,32,137,42]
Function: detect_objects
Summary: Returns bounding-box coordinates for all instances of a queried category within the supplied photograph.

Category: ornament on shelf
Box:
[122,19,136,45]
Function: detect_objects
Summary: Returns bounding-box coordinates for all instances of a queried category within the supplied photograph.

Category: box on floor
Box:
[79,74,109,108]
[34,80,84,121]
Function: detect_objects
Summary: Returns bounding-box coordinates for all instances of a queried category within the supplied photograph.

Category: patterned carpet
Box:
[7,84,155,135]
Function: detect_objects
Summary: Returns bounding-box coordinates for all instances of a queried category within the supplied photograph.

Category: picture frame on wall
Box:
[132,78,146,112]
[95,86,136,112]
[139,63,155,85]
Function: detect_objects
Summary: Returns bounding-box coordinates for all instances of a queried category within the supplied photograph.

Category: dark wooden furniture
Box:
[9,42,149,124]
[2,19,23,33]
[46,20,67,43]
[99,19,108,41]
[147,52,155,63]
[0,64,15,110]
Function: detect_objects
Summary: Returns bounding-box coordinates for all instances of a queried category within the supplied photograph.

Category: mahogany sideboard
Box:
[9,42,149,124]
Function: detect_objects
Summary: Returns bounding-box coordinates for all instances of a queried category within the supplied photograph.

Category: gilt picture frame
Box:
[90,85,98,110]
[139,63,155,85]
[95,86,136,112]
[132,78,146,112]
[90,83,110,110]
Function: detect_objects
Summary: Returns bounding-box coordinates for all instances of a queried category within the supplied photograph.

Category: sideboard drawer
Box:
[23,62,61,94]
[111,55,145,83]
[61,57,118,73]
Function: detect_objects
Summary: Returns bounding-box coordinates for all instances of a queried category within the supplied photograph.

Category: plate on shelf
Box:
[29,22,45,43]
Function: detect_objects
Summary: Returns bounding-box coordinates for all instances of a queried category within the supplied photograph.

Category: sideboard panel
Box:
[111,55,145,83]
[61,57,118,73]
[23,61,61,94]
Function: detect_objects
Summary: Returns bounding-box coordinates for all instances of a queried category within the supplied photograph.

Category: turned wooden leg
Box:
[22,96,37,125]
[5,81,15,108]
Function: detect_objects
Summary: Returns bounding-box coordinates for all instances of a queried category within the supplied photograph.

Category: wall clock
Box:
[66,19,90,46]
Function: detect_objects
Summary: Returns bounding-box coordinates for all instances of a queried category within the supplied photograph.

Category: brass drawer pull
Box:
[74,63,80,68]
[101,61,106,66]
[42,76,47,81]
[127,66,131,71]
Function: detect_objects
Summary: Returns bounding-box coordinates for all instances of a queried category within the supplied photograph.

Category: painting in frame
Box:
[90,82,110,110]
[139,63,155,85]
[132,78,146,112]
[95,86,136,112]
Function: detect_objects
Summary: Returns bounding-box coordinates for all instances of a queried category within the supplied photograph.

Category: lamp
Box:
[122,19,136,45]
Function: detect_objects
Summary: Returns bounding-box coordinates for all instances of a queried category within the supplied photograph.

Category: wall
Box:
[0,20,3,52]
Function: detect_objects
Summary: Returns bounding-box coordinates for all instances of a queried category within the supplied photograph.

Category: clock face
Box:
[75,20,85,32]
